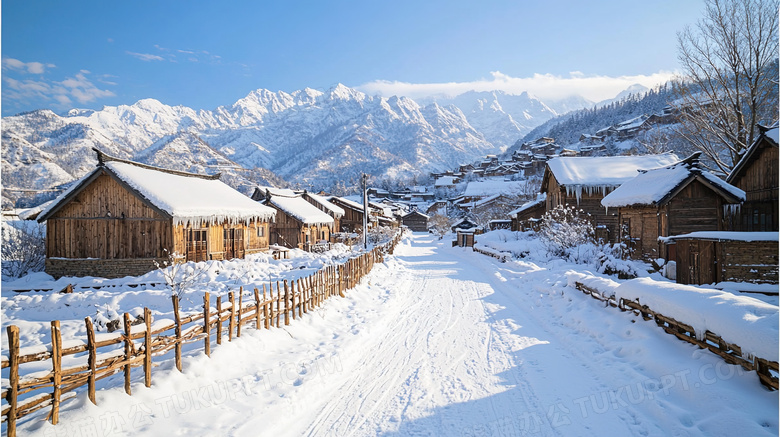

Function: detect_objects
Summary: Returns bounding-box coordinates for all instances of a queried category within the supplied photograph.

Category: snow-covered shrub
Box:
[363,225,397,246]
[93,305,146,332]
[1,220,46,278]
[595,244,640,279]
[154,249,209,297]
[538,205,595,260]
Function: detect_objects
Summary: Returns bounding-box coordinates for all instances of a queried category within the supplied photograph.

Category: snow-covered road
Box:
[15,233,778,436]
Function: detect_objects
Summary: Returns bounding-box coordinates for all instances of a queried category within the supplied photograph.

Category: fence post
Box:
[237,288,243,338]
[85,317,97,403]
[50,321,63,424]
[263,284,270,329]
[291,280,297,321]
[144,308,152,388]
[172,295,182,372]
[228,292,235,342]
[254,288,262,329]
[216,296,223,345]
[276,281,282,327]
[123,313,132,395]
[284,280,290,325]
[6,325,19,437]
[203,292,211,357]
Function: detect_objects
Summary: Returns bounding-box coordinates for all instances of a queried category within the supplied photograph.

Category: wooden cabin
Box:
[510,194,546,232]
[601,153,745,261]
[726,124,779,232]
[329,196,373,233]
[402,211,429,232]
[37,150,276,279]
[262,192,334,251]
[665,232,778,285]
[541,154,679,243]
[301,191,344,238]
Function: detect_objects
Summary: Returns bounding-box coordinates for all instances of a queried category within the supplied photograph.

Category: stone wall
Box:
[45,258,163,279]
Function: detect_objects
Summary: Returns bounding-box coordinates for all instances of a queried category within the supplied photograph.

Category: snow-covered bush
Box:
[538,205,595,260]
[595,244,640,279]
[1,220,46,278]
[154,249,209,297]
[367,225,396,245]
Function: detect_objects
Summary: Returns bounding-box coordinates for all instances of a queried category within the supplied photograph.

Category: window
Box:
[257,226,264,237]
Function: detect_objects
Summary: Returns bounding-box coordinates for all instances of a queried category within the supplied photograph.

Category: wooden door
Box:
[185,229,208,262]
[223,228,245,260]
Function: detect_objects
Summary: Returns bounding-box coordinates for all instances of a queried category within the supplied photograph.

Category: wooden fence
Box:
[573,281,779,391]
[471,246,779,391]
[1,232,403,437]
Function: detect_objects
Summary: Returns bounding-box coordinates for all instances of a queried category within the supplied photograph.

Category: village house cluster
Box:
[30,121,778,288]
[33,149,411,279]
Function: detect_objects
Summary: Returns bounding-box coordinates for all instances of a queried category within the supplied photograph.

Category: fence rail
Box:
[471,245,779,391]
[1,232,403,437]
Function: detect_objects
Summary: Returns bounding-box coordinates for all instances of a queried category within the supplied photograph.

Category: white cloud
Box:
[356,70,678,102]
[2,58,55,74]
[126,51,165,62]
[3,69,115,110]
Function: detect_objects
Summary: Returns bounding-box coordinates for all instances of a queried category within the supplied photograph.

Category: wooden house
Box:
[301,191,345,237]
[601,153,745,261]
[451,218,480,247]
[402,210,429,232]
[510,194,546,232]
[261,191,334,251]
[541,154,679,243]
[726,124,779,232]
[37,150,276,279]
[329,196,371,233]
[664,232,778,285]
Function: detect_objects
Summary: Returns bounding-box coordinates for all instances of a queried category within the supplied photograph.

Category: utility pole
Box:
[362,173,368,249]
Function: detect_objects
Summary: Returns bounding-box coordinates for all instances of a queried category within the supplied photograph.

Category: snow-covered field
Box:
[3,232,778,436]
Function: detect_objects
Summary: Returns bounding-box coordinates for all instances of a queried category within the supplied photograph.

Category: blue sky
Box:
[1,0,705,116]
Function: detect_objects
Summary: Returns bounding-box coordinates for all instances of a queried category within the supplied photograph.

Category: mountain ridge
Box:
[2,84,598,207]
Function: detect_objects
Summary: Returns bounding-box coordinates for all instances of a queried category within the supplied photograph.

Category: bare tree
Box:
[1,221,46,278]
[672,0,779,174]
[428,213,452,238]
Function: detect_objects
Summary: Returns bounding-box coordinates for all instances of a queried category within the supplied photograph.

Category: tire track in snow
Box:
[303,234,554,436]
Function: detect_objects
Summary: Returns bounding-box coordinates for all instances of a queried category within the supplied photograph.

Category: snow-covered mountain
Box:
[2,84,595,207]
[423,90,592,149]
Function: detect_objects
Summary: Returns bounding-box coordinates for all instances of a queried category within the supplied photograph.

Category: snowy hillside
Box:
[425,90,592,149]
[508,84,677,155]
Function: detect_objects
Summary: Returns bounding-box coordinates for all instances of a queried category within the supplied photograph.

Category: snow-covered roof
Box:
[662,231,778,243]
[39,159,276,226]
[545,153,680,188]
[462,180,526,197]
[403,210,430,219]
[727,124,779,183]
[509,193,547,215]
[602,156,745,208]
[304,192,345,218]
[268,195,334,226]
[435,176,457,187]
[257,186,298,197]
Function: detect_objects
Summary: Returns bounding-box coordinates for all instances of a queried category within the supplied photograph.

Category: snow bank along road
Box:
[17,233,778,436]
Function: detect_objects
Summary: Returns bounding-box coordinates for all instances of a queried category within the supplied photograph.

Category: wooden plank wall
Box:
[730,143,779,231]
[667,180,723,236]
[47,173,172,259]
